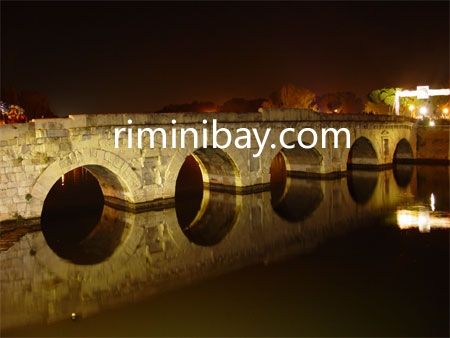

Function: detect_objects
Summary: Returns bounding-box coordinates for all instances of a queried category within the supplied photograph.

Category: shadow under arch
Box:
[393,138,414,163]
[347,170,379,204]
[192,147,240,190]
[41,167,128,265]
[84,164,136,208]
[269,151,324,222]
[276,141,324,177]
[347,137,378,169]
[175,148,239,246]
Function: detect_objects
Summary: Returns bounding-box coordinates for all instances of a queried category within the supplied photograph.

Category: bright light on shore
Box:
[429,120,435,127]
[420,106,427,115]
[409,105,415,111]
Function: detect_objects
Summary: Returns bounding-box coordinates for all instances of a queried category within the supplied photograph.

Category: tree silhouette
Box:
[317,93,341,113]
[1,86,56,119]
[19,90,56,119]
[218,98,267,112]
[364,88,401,115]
[262,84,317,110]
[157,101,216,113]
[318,92,363,114]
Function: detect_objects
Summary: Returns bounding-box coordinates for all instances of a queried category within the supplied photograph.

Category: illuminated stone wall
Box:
[416,125,450,163]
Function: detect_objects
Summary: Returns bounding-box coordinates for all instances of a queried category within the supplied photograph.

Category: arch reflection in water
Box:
[270,152,324,222]
[271,176,324,222]
[177,189,238,246]
[281,142,323,174]
[347,170,379,204]
[41,167,127,265]
[175,154,238,246]
[393,164,414,188]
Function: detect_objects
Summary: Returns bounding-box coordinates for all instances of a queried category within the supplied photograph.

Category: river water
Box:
[1,165,449,336]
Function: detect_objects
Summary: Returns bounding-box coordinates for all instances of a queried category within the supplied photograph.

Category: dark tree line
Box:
[317,92,364,114]
[156,84,365,114]
[156,101,217,113]
[1,86,56,119]
[157,98,267,113]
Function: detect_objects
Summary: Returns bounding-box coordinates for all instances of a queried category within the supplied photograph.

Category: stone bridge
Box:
[0,108,417,222]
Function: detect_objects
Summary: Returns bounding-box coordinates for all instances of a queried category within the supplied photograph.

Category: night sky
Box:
[2,1,449,116]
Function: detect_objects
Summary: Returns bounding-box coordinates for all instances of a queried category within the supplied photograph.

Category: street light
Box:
[429,120,435,127]
[443,108,449,114]
[408,104,415,118]
[420,106,427,115]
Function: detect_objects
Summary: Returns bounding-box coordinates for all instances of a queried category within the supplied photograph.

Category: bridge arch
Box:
[347,137,379,169]
[30,150,141,217]
[172,147,242,246]
[269,139,325,221]
[269,136,325,178]
[280,142,323,175]
[189,147,241,189]
[163,145,246,198]
[393,138,414,163]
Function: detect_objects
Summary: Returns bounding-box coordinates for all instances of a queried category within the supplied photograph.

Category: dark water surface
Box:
[1,165,449,337]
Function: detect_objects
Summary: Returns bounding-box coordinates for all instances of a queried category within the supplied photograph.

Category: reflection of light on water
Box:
[417,210,430,233]
[61,174,65,186]
[397,209,450,233]
[430,193,435,211]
